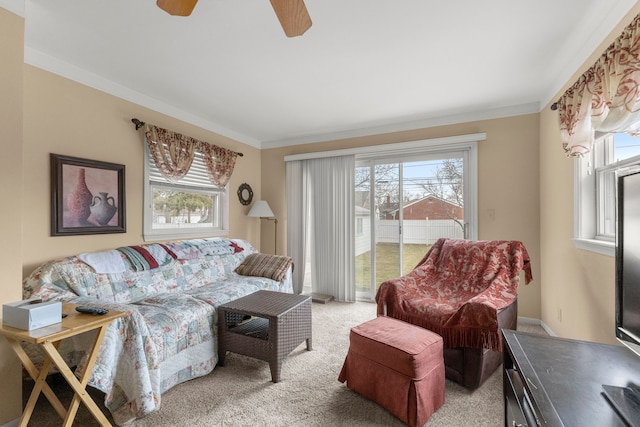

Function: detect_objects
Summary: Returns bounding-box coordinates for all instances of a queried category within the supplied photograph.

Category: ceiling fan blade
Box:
[269,0,312,37]
[156,0,198,16]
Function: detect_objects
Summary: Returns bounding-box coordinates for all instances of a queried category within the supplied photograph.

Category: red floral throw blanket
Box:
[375,238,532,352]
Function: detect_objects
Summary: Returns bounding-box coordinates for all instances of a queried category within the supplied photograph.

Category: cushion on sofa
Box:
[235,253,293,281]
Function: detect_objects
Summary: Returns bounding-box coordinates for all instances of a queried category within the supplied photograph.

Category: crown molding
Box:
[25,44,539,151]
[0,0,24,17]
[263,103,538,149]
[23,47,262,149]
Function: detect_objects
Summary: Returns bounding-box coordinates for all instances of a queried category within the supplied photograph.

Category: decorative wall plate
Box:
[237,183,253,205]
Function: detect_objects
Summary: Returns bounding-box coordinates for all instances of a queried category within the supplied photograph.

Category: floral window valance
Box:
[556,13,640,157]
[144,125,239,187]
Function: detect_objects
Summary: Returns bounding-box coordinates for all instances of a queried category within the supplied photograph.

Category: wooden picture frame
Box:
[51,154,126,236]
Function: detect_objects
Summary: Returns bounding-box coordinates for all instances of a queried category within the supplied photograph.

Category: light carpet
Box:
[26,300,546,426]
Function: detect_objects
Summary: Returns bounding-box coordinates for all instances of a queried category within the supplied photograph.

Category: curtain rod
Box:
[131,118,244,157]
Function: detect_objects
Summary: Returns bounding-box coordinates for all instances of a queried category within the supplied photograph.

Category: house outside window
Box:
[143,145,229,241]
[575,133,640,255]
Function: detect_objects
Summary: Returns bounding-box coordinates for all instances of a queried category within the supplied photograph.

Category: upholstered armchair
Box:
[375,238,532,389]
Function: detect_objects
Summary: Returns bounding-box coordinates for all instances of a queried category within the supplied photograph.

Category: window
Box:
[143,144,229,241]
[356,217,364,236]
[286,133,483,300]
[575,133,640,255]
[354,149,475,300]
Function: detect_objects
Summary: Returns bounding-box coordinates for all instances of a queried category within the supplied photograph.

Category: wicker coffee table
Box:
[217,290,312,382]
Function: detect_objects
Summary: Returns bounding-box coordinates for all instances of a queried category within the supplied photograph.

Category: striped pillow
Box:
[235,253,293,282]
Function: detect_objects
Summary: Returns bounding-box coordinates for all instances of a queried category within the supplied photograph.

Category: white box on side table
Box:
[2,298,62,330]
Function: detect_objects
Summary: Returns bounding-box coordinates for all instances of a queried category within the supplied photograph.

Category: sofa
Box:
[22,237,294,425]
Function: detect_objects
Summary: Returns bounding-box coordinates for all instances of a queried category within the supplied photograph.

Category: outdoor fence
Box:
[356,219,463,256]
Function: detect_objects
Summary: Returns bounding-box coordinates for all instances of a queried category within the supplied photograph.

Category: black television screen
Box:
[604,164,640,425]
[616,164,640,357]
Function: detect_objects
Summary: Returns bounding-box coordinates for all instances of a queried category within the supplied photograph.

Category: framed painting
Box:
[51,154,126,236]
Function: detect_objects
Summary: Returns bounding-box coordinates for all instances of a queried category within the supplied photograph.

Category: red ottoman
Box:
[338,316,445,427]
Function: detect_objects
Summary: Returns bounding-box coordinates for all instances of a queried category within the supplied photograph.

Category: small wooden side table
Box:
[0,303,124,427]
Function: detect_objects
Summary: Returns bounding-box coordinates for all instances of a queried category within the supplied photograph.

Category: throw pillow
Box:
[235,253,293,282]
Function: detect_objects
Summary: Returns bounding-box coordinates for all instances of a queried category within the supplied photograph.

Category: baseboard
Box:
[517,316,557,337]
[517,316,540,325]
[539,320,558,337]
[1,418,19,427]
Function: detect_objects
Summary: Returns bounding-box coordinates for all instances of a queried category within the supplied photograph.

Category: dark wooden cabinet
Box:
[502,329,640,426]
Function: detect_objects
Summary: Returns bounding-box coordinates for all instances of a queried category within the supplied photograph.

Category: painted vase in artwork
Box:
[90,192,118,226]
[67,168,93,225]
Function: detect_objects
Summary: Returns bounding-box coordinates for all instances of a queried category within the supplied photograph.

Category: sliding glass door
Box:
[355,151,471,300]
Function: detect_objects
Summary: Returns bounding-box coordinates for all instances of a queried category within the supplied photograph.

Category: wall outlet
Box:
[488,209,495,221]
[557,308,562,322]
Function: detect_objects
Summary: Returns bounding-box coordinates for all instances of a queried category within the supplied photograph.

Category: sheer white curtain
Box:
[286,160,307,294]
[307,156,356,301]
[286,155,356,302]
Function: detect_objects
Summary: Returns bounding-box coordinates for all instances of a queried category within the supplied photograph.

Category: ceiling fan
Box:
[155,0,312,37]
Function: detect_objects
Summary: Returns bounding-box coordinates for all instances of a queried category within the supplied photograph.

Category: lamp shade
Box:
[247,200,275,218]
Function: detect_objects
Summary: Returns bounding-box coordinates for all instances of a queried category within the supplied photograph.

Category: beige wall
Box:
[262,114,542,319]
[2,39,263,421]
[539,4,640,345]
[0,8,24,425]
[0,7,25,425]
[21,66,263,276]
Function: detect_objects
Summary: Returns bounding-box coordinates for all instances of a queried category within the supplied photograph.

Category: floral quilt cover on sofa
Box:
[22,238,293,424]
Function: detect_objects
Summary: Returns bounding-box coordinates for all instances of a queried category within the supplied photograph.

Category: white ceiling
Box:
[3,0,638,148]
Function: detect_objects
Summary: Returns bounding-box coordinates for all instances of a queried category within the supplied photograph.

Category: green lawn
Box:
[355,243,431,291]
